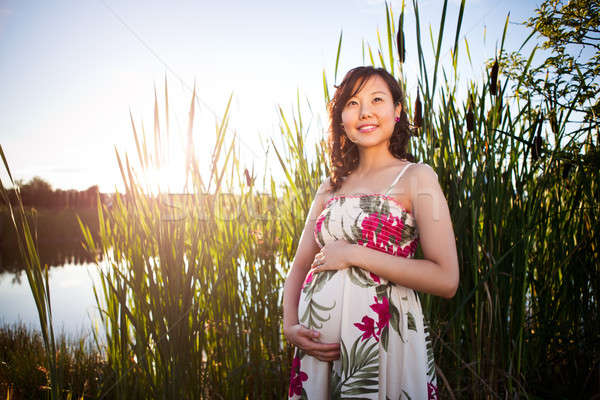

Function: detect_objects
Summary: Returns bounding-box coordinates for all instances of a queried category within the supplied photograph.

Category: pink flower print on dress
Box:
[369,296,390,335]
[288,355,308,397]
[395,238,419,258]
[360,211,405,255]
[359,213,388,253]
[386,216,404,254]
[315,214,326,234]
[353,315,378,342]
[301,270,315,289]
[427,382,439,399]
[359,212,379,240]
[377,213,401,249]
[369,272,381,283]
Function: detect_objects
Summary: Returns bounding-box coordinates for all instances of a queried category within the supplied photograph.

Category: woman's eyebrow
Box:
[348,91,388,99]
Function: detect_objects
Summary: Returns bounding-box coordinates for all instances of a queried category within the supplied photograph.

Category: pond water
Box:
[0,262,103,339]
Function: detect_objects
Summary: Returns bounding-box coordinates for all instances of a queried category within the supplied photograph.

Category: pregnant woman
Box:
[282,66,459,399]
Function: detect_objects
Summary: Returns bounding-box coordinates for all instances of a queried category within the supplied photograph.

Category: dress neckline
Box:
[324,193,413,217]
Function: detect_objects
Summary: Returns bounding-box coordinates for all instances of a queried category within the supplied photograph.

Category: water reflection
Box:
[0,209,103,336]
[0,239,98,278]
[0,261,103,338]
[0,207,101,275]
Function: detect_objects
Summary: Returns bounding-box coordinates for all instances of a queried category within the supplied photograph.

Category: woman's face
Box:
[340,75,402,148]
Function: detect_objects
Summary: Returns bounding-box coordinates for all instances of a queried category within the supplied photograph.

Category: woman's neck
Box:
[354,144,399,176]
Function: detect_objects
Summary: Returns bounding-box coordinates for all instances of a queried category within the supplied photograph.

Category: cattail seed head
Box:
[532,135,543,161]
[466,101,474,132]
[536,112,544,136]
[396,27,406,64]
[244,168,254,187]
[414,92,423,129]
[490,59,499,96]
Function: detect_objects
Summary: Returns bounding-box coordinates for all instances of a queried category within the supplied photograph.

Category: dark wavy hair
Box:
[326,66,416,193]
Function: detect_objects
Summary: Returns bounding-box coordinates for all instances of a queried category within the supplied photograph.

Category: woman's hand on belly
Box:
[284,324,340,362]
[310,240,353,273]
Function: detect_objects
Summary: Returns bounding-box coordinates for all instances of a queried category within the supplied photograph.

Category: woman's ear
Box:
[395,102,403,119]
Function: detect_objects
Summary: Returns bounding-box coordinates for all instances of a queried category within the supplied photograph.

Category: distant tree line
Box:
[0,176,112,209]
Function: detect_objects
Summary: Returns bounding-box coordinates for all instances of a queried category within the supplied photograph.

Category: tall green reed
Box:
[0,148,62,400]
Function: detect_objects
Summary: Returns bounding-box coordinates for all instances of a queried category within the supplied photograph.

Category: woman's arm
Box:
[311,164,459,299]
[282,177,340,361]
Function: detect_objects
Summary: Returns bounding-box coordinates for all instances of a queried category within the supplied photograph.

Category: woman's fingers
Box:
[313,353,340,362]
[311,347,341,361]
[311,250,325,268]
[296,330,340,360]
[309,341,340,351]
[305,344,340,361]
[291,325,340,360]
[311,256,321,268]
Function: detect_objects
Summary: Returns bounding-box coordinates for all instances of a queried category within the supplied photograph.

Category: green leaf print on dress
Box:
[330,336,379,398]
[299,297,335,329]
[359,195,382,214]
[348,266,379,288]
[407,312,417,332]
[300,270,336,329]
[341,217,357,244]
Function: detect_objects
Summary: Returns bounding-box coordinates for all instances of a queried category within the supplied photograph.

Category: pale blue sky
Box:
[0,0,539,192]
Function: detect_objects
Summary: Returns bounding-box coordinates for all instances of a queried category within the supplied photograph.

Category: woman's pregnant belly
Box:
[297,269,346,344]
[298,266,386,345]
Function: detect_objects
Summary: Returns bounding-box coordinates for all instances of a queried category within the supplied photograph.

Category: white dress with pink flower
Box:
[288,162,438,400]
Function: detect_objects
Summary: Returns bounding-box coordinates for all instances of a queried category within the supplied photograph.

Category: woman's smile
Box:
[357,123,379,133]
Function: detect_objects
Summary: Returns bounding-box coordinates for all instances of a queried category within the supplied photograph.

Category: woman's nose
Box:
[359,103,373,119]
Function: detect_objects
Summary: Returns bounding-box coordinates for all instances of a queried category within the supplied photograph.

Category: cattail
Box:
[532,135,543,161]
[536,111,544,136]
[490,59,499,96]
[244,168,254,187]
[414,92,422,129]
[396,27,406,64]
[466,100,474,132]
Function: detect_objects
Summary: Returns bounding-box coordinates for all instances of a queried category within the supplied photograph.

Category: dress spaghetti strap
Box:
[383,162,414,195]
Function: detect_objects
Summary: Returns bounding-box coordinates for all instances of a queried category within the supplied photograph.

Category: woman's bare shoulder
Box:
[315,176,335,209]
[410,161,439,180]
[403,162,439,205]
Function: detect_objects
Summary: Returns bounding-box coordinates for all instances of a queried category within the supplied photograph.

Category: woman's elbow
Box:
[442,283,458,299]
[441,265,459,299]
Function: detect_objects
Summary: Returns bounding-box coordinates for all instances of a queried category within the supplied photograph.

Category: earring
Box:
[395,116,400,122]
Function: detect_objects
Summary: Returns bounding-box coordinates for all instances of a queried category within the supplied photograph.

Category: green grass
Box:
[0,322,108,400]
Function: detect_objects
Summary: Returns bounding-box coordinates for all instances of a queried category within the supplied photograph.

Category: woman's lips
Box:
[358,124,378,133]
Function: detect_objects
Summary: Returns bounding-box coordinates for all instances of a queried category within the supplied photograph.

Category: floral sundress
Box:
[289,162,438,400]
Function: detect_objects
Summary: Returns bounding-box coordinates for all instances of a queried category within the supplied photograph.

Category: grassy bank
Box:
[0,322,107,400]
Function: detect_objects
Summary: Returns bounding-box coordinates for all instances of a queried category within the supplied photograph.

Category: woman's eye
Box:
[373,97,383,102]
[347,100,358,106]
